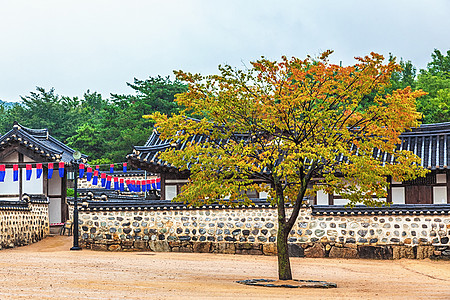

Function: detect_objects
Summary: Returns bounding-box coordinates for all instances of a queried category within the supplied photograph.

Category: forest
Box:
[0,49,448,164]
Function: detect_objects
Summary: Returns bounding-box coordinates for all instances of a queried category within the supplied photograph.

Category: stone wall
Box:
[76,203,450,259]
[0,198,49,249]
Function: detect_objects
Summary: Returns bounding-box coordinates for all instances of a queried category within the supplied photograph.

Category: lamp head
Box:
[73,151,82,160]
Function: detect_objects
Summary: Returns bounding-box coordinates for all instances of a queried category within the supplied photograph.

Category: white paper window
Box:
[433,186,447,204]
[436,174,447,184]
[165,185,177,200]
[316,190,328,205]
[333,198,350,205]
[259,191,268,199]
[391,187,405,204]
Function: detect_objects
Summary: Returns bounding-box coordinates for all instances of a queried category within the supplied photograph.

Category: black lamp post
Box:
[70,151,82,251]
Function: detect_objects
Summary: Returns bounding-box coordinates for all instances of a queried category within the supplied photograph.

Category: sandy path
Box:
[0,236,449,299]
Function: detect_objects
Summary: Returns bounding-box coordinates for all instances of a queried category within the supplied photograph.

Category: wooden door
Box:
[405,185,432,204]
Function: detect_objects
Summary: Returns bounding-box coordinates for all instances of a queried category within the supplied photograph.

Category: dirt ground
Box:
[0,236,449,299]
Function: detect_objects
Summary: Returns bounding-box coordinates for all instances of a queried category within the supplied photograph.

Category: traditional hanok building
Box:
[128,122,450,205]
[0,122,87,224]
[127,131,190,201]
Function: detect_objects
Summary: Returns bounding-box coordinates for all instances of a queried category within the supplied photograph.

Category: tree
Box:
[66,123,107,160]
[0,102,26,134]
[425,49,450,77]
[416,49,450,123]
[151,51,427,280]
[100,76,187,162]
[19,87,82,142]
[390,58,417,91]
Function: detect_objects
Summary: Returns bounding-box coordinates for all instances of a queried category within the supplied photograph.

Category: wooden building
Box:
[0,122,87,223]
[128,122,450,205]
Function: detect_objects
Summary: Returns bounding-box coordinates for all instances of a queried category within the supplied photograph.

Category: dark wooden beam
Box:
[447,172,450,204]
[18,153,23,200]
[43,167,48,195]
[0,194,20,198]
[61,169,68,222]
[160,173,166,200]
[328,193,334,205]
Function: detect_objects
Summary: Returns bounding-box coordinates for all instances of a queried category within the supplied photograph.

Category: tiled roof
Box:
[128,117,250,173]
[128,122,450,173]
[0,121,87,163]
[127,129,209,173]
[75,198,450,215]
[398,122,450,170]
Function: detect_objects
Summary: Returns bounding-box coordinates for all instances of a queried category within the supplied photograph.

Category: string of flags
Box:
[0,162,160,193]
[0,162,64,181]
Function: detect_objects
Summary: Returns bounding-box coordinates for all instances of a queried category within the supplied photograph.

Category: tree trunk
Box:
[276,218,292,280]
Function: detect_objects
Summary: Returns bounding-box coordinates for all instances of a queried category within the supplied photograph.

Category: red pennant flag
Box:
[48,162,54,179]
[13,164,19,181]
[92,170,99,185]
[101,172,107,187]
[36,163,43,179]
[58,162,65,178]
[0,164,5,182]
[86,167,92,181]
[79,163,85,178]
[26,164,32,180]
[106,175,112,189]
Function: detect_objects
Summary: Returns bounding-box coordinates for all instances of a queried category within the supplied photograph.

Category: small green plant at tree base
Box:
[66,188,80,197]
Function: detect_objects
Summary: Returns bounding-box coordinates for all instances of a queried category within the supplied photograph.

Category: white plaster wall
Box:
[3,152,18,161]
[23,156,34,163]
[0,169,19,198]
[22,164,43,195]
[0,152,19,199]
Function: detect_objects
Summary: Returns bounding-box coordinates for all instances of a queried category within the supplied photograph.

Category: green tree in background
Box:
[66,91,108,162]
[0,77,185,163]
[390,59,417,91]
[70,76,187,162]
[358,56,416,111]
[0,87,81,141]
[416,49,450,123]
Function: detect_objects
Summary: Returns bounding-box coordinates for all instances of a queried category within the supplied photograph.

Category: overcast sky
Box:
[0,0,449,102]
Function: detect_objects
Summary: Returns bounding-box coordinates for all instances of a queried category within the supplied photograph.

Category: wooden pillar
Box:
[447,172,450,204]
[43,167,48,196]
[160,173,166,200]
[328,193,334,205]
[61,168,68,222]
[18,153,23,200]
